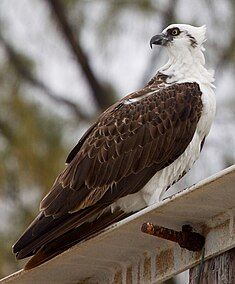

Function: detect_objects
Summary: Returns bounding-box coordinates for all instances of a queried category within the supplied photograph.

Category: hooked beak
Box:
[150,33,171,48]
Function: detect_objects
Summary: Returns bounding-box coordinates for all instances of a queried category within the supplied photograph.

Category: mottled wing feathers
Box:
[65,123,98,164]
[40,81,203,216]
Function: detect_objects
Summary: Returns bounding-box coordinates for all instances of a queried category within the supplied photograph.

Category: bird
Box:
[13,24,216,269]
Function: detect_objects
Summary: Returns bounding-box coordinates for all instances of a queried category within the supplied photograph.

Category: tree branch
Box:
[0,34,87,121]
[46,0,112,110]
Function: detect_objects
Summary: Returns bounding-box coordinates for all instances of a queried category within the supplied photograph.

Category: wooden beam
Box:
[189,248,235,284]
[2,166,235,284]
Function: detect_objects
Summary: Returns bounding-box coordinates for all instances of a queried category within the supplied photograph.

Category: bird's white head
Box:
[150,24,214,85]
[150,24,206,53]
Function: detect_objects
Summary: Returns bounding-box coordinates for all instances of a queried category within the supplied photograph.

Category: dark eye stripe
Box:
[186,32,198,47]
[167,27,181,36]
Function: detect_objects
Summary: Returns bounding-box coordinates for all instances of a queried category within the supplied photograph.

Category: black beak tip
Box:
[150,33,169,49]
[149,35,160,49]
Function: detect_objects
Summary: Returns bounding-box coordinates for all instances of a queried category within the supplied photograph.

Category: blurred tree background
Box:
[0,0,235,281]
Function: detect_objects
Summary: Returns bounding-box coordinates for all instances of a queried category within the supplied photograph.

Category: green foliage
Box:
[0,87,67,195]
[0,60,67,276]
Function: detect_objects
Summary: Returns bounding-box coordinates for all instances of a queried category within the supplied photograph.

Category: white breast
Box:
[111,84,216,214]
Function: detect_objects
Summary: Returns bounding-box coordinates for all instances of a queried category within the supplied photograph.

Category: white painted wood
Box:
[1,165,235,284]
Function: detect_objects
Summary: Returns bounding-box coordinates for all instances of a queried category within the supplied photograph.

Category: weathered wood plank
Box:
[189,248,235,284]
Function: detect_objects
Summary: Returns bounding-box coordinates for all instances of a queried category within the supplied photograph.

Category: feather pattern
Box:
[13,72,203,267]
[39,74,202,215]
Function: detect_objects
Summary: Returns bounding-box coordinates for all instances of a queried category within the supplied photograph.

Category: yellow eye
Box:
[171,28,180,36]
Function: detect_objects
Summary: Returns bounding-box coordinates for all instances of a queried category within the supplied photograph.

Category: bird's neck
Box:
[158,47,214,87]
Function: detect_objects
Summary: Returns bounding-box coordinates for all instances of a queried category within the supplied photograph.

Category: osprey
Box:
[13,24,216,269]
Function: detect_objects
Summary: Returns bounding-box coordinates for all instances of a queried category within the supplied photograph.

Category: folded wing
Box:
[13,81,203,268]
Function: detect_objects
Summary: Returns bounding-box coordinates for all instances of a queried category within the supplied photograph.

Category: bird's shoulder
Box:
[67,74,202,166]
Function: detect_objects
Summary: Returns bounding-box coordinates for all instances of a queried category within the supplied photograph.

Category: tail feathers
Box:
[24,209,128,270]
[13,206,103,260]
[13,212,45,255]
[13,212,70,256]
